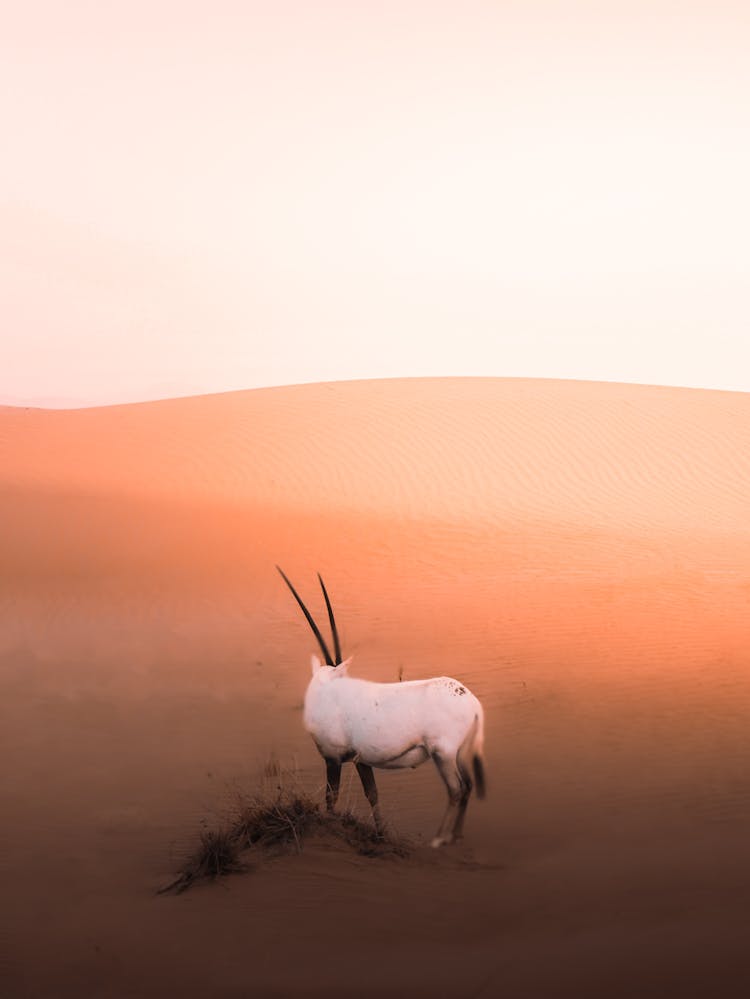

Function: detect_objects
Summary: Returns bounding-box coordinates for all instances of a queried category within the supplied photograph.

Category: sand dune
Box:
[1,378,749,997]
[4,377,749,530]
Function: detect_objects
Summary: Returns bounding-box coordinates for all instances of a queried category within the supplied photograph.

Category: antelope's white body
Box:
[304,657,484,772]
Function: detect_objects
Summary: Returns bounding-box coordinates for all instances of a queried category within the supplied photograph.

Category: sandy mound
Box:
[1,378,749,997]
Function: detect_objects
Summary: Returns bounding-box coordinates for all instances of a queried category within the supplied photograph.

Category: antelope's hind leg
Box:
[431,753,471,847]
[452,759,473,841]
[355,762,384,837]
[325,758,341,813]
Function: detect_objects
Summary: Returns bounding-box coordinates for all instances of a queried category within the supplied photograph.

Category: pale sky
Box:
[2,1,749,407]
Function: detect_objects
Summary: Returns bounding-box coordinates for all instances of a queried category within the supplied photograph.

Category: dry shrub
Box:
[158,788,410,894]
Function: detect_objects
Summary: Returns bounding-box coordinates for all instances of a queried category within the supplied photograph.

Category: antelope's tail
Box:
[472,750,486,800]
[458,709,486,800]
[472,708,486,799]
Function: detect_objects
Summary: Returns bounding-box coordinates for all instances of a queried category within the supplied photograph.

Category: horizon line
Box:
[2,374,748,412]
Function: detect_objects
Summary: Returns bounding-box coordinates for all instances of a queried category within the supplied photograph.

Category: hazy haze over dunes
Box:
[3,2,750,404]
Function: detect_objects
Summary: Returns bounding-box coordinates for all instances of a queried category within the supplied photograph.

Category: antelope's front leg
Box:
[355,762,384,836]
[324,758,341,812]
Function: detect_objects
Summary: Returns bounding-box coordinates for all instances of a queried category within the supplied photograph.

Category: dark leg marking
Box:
[355,762,384,835]
[431,752,465,845]
[452,758,473,840]
[325,758,341,812]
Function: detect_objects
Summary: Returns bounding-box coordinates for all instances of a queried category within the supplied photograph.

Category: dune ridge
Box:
[3,378,749,533]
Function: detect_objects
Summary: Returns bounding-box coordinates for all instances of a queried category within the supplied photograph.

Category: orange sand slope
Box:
[3,377,749,532]
[1,378,749,998]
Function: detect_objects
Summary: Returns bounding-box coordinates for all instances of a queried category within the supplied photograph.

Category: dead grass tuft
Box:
[158,789,410,894]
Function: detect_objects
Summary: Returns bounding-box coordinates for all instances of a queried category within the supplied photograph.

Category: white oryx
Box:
[277,567,486,847]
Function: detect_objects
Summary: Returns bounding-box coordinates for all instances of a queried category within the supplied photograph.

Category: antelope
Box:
[277,567,486,847]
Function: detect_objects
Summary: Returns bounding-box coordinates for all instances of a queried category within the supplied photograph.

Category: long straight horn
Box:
[276,566,334,666]
[317,573,341,666]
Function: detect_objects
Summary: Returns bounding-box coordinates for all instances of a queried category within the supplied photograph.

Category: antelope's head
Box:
[276,566,350,675]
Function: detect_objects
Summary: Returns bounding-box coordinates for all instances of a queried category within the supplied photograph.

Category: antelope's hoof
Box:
[430,835,453,848]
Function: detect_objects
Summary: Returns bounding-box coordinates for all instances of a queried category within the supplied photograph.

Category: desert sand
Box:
[1,377,749,998]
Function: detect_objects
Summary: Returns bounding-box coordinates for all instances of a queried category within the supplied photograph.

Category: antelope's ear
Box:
[335,655,353,676]
[311,654,323,675]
